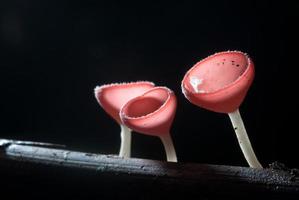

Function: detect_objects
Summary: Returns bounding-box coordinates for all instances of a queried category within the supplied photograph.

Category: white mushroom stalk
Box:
[159,134,177,162]
[228,110,262,168]
[119,124,131,158]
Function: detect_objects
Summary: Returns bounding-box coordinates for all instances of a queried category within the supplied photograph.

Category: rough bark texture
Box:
[0,139,298,199]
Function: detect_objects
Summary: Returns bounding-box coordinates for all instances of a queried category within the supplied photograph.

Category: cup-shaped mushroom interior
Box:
[124,97,165,118]
[121,87,176,136]
[186,52,249,94]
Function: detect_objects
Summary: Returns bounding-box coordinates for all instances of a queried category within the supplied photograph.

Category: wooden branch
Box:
[0,139,298,199]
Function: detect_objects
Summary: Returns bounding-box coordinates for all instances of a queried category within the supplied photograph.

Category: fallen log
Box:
[0,139,298,199]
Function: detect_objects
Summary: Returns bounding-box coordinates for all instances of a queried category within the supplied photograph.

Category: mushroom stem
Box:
[159,133,177,162]
[228,109,262,168]
[119,125,131,158]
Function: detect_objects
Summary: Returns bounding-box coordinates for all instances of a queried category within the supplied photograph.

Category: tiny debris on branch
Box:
[0,139,298,199]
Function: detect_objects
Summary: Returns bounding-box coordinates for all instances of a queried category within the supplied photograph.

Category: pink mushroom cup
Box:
[94,81,155,158]
[120,87,177,162]
[181,51,262,168]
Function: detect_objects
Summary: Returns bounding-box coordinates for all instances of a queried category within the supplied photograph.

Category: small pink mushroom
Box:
[94,81,155,158]
[181,51,262,168]
[120,87,177,162]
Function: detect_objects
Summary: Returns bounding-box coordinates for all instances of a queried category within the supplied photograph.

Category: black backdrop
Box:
[1,0,298,168]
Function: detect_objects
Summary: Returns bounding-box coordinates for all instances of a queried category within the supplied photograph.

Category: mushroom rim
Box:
[181,50,253,97]
[120,86,175,121]
[94,81,155,107]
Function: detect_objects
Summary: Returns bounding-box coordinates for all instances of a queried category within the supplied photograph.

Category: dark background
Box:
[0,0,298,168]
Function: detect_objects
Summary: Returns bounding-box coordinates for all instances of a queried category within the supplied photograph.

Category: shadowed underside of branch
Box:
[0,139,298,199]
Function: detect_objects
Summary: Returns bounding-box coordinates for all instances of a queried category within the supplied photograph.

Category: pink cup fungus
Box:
[120,87,177,162]
[94,81,155,158]
[181,51,262,168]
